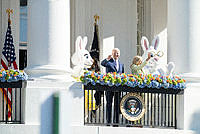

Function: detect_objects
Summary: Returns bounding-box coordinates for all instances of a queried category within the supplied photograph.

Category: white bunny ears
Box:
[141,36,160,51]
[75,36,88,52]
[141,36,149,51]
[71,36,88,66]
[152,36,160,50]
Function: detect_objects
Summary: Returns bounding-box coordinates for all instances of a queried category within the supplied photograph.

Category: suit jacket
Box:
[101,58,124,73]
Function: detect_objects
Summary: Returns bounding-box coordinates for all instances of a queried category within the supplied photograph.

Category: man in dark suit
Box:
[101,48,124,125]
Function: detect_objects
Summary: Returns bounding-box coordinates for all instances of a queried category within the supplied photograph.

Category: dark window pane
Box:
[19,49,27,70]
[20,0,27,6]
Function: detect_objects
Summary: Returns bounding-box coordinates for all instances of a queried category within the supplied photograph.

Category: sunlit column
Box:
[168,0,200,74]
[168,0,200,130]
[27,0,71,77]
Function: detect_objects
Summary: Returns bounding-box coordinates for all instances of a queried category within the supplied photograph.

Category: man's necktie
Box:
[115,60,119,71]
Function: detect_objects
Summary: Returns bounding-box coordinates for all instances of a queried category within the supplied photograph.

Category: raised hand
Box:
[107,55,112,60]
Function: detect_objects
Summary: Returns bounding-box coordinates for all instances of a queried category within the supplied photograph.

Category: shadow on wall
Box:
[69,82,83,98]
[190,110,200,134]
[40,95,53,134]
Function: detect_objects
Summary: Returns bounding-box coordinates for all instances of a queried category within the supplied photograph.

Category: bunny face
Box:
[81,49,94,68]
[141,36,161,67]
[71,36,93,68]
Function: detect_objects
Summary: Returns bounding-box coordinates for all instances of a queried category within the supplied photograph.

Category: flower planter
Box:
[84,83,184,94]
[81,71,186,94]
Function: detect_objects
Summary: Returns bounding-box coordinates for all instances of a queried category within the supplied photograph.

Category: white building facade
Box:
[0,0,200,134]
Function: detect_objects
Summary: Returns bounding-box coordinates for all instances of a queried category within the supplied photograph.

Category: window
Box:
[20,0,27,7]
[19,0,27,70]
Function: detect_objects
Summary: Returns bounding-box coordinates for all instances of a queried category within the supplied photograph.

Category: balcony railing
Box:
[84,83,183,128]
[0,80,26,124]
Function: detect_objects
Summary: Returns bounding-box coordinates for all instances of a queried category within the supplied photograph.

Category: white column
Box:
[27,0,71,78]
[168,0,200,74]
[168,0,200,131]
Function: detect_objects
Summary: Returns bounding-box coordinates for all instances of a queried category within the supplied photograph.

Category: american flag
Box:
[1,21,18,70]
[0,21,18,119]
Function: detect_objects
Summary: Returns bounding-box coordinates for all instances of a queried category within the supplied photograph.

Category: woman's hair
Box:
[130,56,143,67]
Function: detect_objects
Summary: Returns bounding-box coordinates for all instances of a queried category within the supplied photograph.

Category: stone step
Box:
[0,124,196,134]
[72,126,196,134]
[0,124,39,134]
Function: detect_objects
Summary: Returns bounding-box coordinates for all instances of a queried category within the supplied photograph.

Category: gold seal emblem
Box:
[120,93,145,121]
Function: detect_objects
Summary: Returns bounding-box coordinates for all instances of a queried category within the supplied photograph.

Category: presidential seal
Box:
[120,93,145,121]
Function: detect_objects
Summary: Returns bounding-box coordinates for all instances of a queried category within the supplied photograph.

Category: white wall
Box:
[23,80,84,134]
[72,0,137,73]
[182,83,200,133]
[151,0,167,64]
[101,0,137,73]
[143,0,167,64]
[151,0,167,38]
